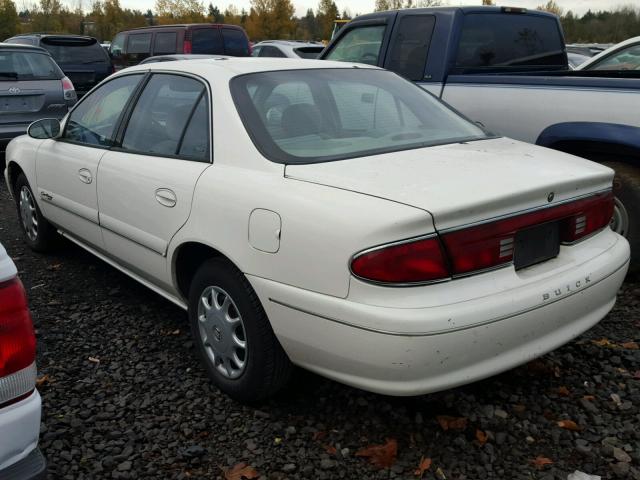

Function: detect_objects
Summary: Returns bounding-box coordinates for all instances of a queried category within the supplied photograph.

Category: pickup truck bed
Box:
[321,6,640,273]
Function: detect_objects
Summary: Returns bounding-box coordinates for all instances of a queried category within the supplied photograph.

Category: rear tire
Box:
[14,173,59,252]
[601,161,640,277]
[188,257,292,403]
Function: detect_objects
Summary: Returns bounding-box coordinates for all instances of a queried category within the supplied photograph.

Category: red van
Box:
[109,24,251,70]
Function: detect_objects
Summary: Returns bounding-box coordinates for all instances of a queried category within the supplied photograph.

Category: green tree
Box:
[537,0,563,16]
[0,0,19,39]
[317,0,338,40]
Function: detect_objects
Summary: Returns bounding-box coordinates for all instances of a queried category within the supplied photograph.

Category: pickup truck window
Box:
[325,25,385,66]
[231,69,487,164]
[387,15,435,81]
[455,13,565,70]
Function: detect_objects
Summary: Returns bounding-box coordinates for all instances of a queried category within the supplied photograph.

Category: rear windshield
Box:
[231,69,487,164]
[0,50,62,80]
[222,29,249,56]
[455,13,566,71]
[294,47,324,59]
[41,38,108,65]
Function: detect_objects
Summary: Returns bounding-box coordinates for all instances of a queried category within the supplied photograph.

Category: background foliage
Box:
[1,0,638,44]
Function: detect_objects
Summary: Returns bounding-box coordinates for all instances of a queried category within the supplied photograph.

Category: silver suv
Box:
[0,43,76,156]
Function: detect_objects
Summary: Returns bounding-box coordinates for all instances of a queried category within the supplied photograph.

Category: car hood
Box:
[284,137,613,231]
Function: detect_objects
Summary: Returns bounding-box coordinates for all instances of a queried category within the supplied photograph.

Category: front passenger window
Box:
[64,74,143,147]
[325,25,386,65]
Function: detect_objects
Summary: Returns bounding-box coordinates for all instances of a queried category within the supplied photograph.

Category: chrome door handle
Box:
[78,168,92,184]
[155,188,177,208]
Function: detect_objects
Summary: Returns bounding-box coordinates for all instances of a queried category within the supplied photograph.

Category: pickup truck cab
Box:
[321,6,640,273]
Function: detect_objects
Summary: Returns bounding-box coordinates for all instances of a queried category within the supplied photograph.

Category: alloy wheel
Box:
[19,186,38,242]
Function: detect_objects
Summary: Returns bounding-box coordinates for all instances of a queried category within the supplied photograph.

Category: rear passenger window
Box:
[64,74,143,147]
[222,29,249,56]
[259,46,286,58]
[128,34,152,54]
[154,32,177,55]
[192,29,223,54]
[455,13,565,70]
[387,15,435,81]
[122,74,205,157]
[179,96,209,161]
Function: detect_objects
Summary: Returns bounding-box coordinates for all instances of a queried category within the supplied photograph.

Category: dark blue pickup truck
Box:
[321,6,640,273]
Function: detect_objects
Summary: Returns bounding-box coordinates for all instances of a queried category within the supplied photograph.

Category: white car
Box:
[577,36,640,71]
[252,40,324,59]
[0,242,45,478]
[3,58,630,402]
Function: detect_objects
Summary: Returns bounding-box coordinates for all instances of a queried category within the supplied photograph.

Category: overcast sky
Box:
[111,0,631,18]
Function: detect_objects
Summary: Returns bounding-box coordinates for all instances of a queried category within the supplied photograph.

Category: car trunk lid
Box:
[0,80,66,125]
[285,137,613,232]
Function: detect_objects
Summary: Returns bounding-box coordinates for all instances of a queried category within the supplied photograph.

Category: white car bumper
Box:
[0,390,44,478]
[249,229,630,396]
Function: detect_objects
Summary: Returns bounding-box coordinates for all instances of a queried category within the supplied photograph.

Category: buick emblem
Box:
[547,192,554,202]
[8,87,20,94]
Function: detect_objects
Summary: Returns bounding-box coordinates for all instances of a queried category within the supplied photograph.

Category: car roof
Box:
[123,57,377,79]
[9,33,97,41]
[353,5,558,21]
[125,23,243,32]
[0,42,50,53]
[256,40,323,47]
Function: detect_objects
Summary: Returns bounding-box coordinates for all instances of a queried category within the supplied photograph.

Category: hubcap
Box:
[197,286,247,379]
[610,197,629,237]
[19,187,38,241]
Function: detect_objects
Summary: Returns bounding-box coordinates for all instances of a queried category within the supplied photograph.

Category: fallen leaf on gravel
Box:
[273,437,282,445]
[557,420,581,431]
[557,386,570,396]
[610,393,622,406]
[530,456,553,469]
[323,444,337,455]
[621,341,639,350]
[582,395,596,401]
[414,456,431,477]
[223,462,259,480]
[592,338,616,348]
[434,466,447,479]
[475,429,488,446]
[355,438,397,469]
[88,356,100,364]
[46,263,62,271]
[312,430,327,441]
[436,416,467,431]
[36,374,51,387]
[513,404,526,413]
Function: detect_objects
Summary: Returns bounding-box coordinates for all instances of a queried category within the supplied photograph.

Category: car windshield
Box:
[231,68,488,164]
[0,50,61,80]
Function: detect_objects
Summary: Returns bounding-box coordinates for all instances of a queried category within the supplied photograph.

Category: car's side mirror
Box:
[27,119,61,139]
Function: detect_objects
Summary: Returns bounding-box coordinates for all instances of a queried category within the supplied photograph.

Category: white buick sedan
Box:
[3,59,630,402]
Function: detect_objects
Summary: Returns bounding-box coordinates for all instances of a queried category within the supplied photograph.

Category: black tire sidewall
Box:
[188,258,286,402]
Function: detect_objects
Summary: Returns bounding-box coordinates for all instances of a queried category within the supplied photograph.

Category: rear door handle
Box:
[78,168,92,184]
[155,188,177,208]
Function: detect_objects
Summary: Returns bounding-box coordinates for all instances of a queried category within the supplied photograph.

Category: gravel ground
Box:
[1,180,639,480]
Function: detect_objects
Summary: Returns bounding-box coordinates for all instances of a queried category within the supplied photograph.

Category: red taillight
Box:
[351,236,450,284]
[183,40,192,54]
[442,191,615,276]
[351,191,614,284]
[0,278,36,378]
[61,76,77,103]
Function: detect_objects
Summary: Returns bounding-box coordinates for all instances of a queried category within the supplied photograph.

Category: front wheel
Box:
[188,258,292,403]
[14,173,59,252]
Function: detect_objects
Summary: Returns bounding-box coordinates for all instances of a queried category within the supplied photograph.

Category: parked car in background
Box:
[4,34,112,97]
[0,241,45,479]
[567,51,589,69]
[578,36,640,71]
[109,24,250,70]
[139,54,224,64]
[252,40,324,59]
[3,58,629,403]
[0,43,76,157]
[321,6,640,274]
